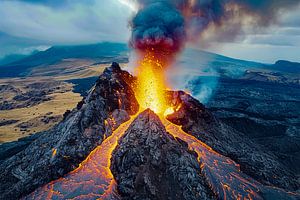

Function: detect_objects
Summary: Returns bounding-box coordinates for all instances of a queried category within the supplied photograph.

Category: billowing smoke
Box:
[129,0,300,104]
[130,1,186,62]
[130,0,300,51]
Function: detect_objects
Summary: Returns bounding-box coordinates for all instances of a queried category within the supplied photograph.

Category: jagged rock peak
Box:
[127,108,165,133]
[111,109,214,200]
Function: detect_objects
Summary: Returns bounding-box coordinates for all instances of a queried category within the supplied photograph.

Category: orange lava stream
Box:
[24,116,136,200]
[162,118,263,200]
[24,111,297,200]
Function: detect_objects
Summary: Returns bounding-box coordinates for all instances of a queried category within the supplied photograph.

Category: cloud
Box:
[2,0,94,8]
[279,5,300,28]
[0,0,299,63]
[0,0,133,44]
[244,33,300,47]
[0,0,135,58]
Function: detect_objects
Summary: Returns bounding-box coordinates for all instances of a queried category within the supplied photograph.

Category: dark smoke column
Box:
[130,0,300,49]
[130,1,186,64]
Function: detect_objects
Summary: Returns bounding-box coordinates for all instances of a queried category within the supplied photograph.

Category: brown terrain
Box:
[0,59,128,143]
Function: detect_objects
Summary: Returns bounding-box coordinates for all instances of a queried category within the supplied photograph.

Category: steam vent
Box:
[0,63,299,200]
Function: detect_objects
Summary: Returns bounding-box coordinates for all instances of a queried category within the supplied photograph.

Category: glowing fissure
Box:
[25,116,136,200]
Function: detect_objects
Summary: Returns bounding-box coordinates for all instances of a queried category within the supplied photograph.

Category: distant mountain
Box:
[0,42,265,78]
[0,42,129,78]
[0,42,299,78]
[268,60,300,74]
[0,54,29,66]
[178,48,265,78]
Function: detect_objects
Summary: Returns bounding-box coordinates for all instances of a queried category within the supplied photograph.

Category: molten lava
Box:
[135,51,169,114]
[163,119,262,200]
[24,61,298,200]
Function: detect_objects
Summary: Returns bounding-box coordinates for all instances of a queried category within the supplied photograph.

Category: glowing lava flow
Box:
[24,117,136,200]
[162,118,298,200]
[162,119,261,199]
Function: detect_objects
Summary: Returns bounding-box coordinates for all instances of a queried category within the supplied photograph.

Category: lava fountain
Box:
[134,50,168,114]
[129,0,185,115]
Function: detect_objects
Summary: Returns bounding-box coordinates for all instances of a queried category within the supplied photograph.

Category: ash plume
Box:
[129,0,300,103]
[130,0,300,50]
[130,1,186,60]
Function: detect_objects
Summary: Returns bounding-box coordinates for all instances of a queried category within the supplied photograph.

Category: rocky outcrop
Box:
[111,109,214,200]
[0,62,139,200]
[165,90,299,191]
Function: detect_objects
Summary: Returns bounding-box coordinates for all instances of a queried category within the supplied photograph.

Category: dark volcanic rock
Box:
[0,84,21,94]
[111,109,214,200]
[165,90,299,191]
[0,63,139,200]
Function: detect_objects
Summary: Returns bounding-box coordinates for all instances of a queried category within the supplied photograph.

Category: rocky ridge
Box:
[0,63,139,199]
[166,90,299,191]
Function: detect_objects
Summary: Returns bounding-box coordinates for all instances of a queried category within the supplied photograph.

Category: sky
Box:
[0,0,300,63]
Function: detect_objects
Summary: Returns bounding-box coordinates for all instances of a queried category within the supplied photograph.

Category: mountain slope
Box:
[0,43,128,78]
[0,54,29,66]
[0,42,271,78]
[0,63,139,199]
[1,63,299,200]
[268,60,300,74]
[1,42,299,79]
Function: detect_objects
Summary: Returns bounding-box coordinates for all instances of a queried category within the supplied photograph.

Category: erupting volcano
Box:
[1,63,293,200]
